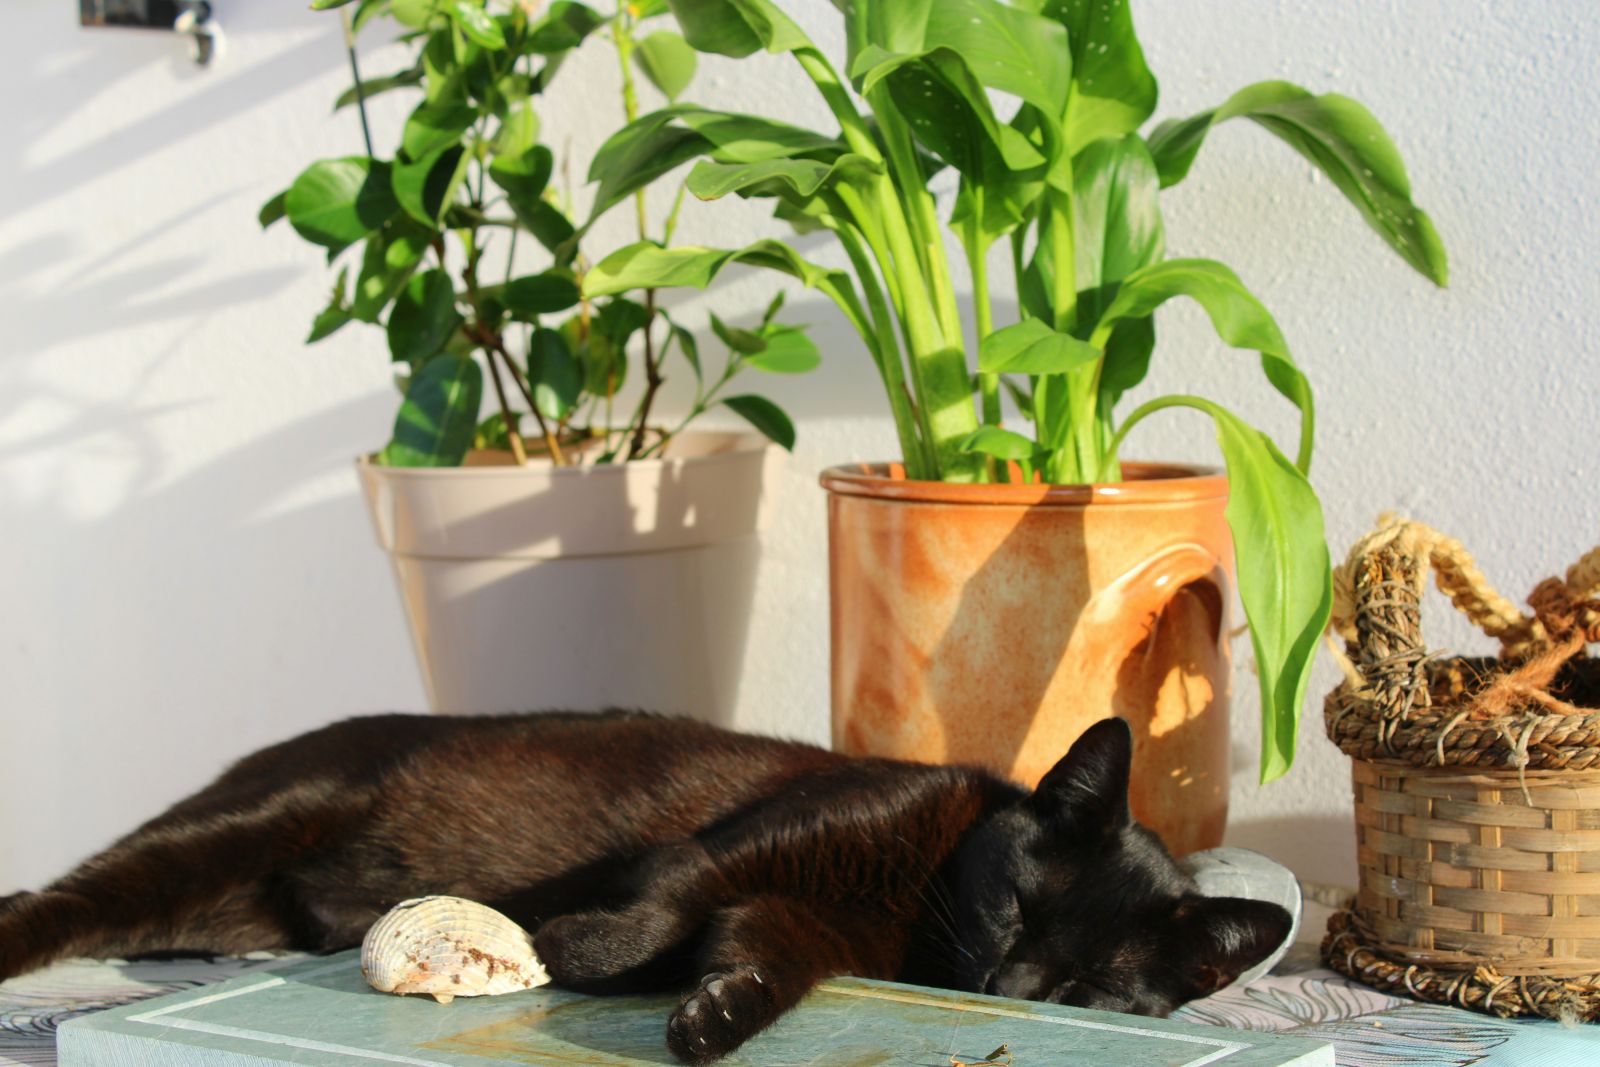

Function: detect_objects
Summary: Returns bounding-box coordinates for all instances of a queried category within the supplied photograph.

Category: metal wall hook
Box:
[174,1,223,67]
[79,2,224,68]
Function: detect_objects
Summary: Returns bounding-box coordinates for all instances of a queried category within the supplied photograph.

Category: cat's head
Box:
[947,718,1291,1015]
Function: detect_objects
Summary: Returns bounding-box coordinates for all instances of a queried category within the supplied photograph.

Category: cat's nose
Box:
[990,961,1052,1001]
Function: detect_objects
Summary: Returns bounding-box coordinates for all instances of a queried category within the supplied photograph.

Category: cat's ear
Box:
[1031,718,1132,832]
[1169,896,1292,996]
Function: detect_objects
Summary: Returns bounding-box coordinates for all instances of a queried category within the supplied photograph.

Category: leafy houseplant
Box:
[260,0,810,720]
[264,0,815,468]
[581,0,1446,785]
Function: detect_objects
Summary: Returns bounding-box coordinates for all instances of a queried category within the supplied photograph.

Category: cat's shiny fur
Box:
[0,712,1288,1063]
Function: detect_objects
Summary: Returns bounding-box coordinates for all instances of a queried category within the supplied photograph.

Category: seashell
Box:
[361,895,550,1004]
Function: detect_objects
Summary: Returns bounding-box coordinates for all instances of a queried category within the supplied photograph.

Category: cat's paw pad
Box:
[666,968,772,1064]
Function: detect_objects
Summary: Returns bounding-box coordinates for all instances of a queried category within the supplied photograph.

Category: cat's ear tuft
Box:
[1170,896,1292,996]
[1031,718,1133,832]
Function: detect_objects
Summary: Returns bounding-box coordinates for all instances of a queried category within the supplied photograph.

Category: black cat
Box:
[0,712,1288,1063]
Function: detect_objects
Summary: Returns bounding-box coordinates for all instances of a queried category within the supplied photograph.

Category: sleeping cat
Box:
[0,712,1288,1063]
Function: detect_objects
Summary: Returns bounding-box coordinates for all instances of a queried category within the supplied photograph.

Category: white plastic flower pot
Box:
[357,431,782,722]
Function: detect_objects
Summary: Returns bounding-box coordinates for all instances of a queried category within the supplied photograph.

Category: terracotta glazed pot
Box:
[359,432,781,722]
[822,462,1233,856]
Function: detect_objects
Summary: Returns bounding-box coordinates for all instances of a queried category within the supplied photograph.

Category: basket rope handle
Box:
[1330,515,1600,726]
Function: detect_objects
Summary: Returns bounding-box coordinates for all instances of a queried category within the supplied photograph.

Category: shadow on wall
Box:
[4,4,341,217]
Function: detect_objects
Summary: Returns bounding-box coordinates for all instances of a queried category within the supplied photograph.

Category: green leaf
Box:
[686,155,879,201]
[854,45,1044,178]
[502,271,581,317]
[636,30,697,101]
[334,64,424,112]
[352,217,433,322]
[284,158,399,253]
[667,0,812,58]
[488,124,553,203]
[310,0,357,9]
[585,239,846,298]
[1091,258,1314,472]
[711,312,764,355]
[381,355,483,466]
[663,313,702,382]
[1096,315,1155,409]
[720,393,795,449]
[449,0,505,49]
[922,0,1071,122]
[258,190,288,229]
[1147,80,1447,285]
[746,324,821,373]
[352,0,390,34]
[761,290,785,326]
[522,200,577,258]
[585,106,711,228]
[391,0,441,29]
[527,327,582,420]
[401,100,476,161]
[978,319,1102,375]
[393,144,471,225]
[1125,395,1331,782]
[387,269,463,364]
[521,1,605,53]
[474,411,514,451]
[677,110,842,163]
[1042,0,1158,155]
[307,267,353,344]
[1072,134,1165,323]
[956,425,1039,461]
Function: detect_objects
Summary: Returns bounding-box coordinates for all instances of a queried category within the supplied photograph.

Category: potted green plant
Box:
[263,0,813,720]
[581,0,1446,852]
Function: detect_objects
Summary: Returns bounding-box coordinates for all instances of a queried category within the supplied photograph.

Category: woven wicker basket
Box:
[1322,517,1600,1020]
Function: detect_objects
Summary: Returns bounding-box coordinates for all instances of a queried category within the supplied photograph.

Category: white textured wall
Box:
[3,1,1596,894]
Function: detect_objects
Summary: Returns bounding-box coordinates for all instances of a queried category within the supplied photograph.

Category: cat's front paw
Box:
[666,968,773,1065]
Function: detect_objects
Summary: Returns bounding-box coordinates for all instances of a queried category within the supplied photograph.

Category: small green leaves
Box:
[720,394,795,450]
[636,31,697,101]
[307,268,353,344]
[401,100,476,160]
[978,319,1101,375]
[1147,80,1448,286]
[284,158,398,254]
[527,327,582,419]
[258,190,288,229]
[667,0,812,58]
[743,324,819,374]
[351,217,432,323]
[502,271,581,317]
[380,355,483,467]
[393,144,470,224]
[387,270,463,364]
[522,1,605,53]
[449,0,506,49]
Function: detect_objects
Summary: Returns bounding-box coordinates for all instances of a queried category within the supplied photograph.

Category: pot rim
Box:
[818,460,1226,506]
[356,430,773,479]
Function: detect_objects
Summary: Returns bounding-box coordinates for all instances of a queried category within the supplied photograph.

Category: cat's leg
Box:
[666,896,896,1065]
[535,843,724,994]
[0,802,346,981]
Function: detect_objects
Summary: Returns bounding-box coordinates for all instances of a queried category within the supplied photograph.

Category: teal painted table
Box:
[51,952,1332,1067]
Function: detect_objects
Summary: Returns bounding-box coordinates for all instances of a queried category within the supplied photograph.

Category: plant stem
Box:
[628,289,663,460]
[484,346,529,465]
[835,222,932,477]
[339,10,374,158]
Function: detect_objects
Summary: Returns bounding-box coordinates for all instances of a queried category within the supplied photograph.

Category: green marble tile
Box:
[57,951,1332,1066]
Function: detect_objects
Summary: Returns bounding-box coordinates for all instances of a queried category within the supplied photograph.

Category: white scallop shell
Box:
[360,896,550,1004]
